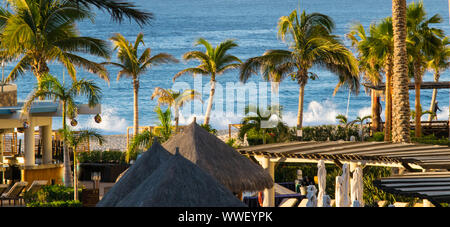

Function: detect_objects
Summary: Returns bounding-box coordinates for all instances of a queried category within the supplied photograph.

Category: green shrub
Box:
[301,125,365,141]
[77,150,126,164]
[200,124,217,135]
[27,200,82,207]
[24,185,82,207]
[367,131,385,142]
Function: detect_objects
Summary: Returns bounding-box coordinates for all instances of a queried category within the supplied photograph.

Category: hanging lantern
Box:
[23,121,29,129]
[94,114,102,123]
[70,119,78,127]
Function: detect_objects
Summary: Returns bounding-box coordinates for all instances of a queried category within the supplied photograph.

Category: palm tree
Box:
[174,38,242,126]
[406,1,444,138]
[151,87,202,133]
[71,0,153,26]
[426,37,450,121]
[154,106,172,142]
[336,114,349,125]
[22,74,102,187]
[347,24,384,134]
[347,19,394,141]
[238,105,282,145]
[350,115,372,141]
[0,0,110,85]
[60,128,104,200]
[105,33,178,137]
[240,10,359,132]
[391,0,411,143]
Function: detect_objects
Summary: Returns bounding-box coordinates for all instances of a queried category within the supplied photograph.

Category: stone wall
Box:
[0,84,17,107]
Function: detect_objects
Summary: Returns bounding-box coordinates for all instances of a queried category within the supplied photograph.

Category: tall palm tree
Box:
[427,37,450,121]
[406,1,444,137]
[60,128,104,200]
[391,0,411,143]
[0,0,110,84]
[22,74,102,187]
[347,19,394,141]
[71,0,153,26]
[105,33,178,137]
[174,38,242,126]
[151,87,202,133]
[240,10,359,132]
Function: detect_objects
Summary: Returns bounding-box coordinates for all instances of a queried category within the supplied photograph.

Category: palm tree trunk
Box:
[296,83,306,130]
[384,61,393,141]
[428,72,440,121]
[371,90,381,132]
[174,106,179,133]
[414,78,422,137]
[391,0,411,143]
[133,78,139,137]
[62,102,72,187]
[204,79,216,125]
[73,148,78,201]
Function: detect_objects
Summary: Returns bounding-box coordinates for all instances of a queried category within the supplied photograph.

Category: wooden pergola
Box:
[237,141,450,206]
[363,81,450,139]
[373,172,450,206]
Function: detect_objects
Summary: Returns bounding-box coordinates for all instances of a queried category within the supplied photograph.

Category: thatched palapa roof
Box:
[116,151,246,207]
[162,121,273,193]
[97,139,171,207]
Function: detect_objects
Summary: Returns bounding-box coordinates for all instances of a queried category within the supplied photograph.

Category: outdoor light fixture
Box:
[70,119,78,127]
[23,121,29,129]
[94,114,102,123]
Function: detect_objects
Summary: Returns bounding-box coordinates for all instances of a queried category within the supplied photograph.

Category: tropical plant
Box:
[347,20,392,139]
[238,105,282,145]
[240,10,359,133]
[174,38,242,125]
[71,0,153,26]
[406,1,444,138]
[335,114,348,125]
[22,74,102,187]
[59,128,104,200]
[0,0,110,85]
[151,87,202,133]
[426,37,450,121]
[155,106,172,141]
[105,32,178,137]
[126,130,153,163]
[391,0,411,143]
[350,115,372,141]
[410,109,435,121]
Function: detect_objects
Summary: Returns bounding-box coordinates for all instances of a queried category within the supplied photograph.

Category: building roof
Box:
[162,121,274,193]
[373,172,450,205]
[115,151,246,207]
[237,141,450,170]
[0,100,100,116]
[97,139,171,207]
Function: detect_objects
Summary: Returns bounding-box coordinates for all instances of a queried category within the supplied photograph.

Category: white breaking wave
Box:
[71,105,129,134]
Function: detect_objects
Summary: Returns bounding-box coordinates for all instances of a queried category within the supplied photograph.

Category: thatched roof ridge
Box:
[97,139,172,207]
[115,151,247,207]
[162,121,273,193]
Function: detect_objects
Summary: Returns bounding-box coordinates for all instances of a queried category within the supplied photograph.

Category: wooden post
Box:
[260,157,275,207]
[24,120,35,166]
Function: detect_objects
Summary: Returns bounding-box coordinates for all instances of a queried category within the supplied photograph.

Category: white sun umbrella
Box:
[351,166,364,207]
[306,185,318,207]
[335,175,345,207]
[317,160,328,207]
[341,163,351,207]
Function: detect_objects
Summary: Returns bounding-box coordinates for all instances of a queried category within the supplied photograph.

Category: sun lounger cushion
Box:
[278,198,298,207]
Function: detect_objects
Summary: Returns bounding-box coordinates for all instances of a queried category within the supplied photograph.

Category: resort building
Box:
[0,83,100,185]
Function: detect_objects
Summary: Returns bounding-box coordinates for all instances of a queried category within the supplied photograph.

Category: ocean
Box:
[9,0,450,134]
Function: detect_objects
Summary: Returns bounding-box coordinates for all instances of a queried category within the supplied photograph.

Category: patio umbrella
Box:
[162,120,273,193]
[115,150,247,207]
[335,175,345,207]
[97,138,172,207]
[351,166,364,207]
[341,163,350,207]
[317,160,327,207]
[306,185,317,207]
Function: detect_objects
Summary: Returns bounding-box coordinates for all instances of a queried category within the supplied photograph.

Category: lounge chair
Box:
[278,198,298,207]
[26,180,48,194]
[0,181,28,206]
[393,202,409,207]
[0,184,9,195]
[298,198,309,207]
